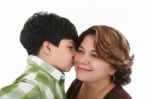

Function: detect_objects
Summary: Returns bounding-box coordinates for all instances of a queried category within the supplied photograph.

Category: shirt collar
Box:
[27,55,65,81]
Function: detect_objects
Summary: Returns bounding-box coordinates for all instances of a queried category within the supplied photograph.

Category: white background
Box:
[0,0,149,98]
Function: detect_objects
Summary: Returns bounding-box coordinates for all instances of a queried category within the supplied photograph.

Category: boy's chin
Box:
[56,65,72,72]
[63,66,73,72]
[63,68,71,72]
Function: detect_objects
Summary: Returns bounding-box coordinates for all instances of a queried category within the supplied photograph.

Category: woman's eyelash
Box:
[91,54,99,58]
[92,54,97,57]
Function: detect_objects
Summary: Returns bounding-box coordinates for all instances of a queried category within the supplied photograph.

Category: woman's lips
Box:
[76,66,91,72]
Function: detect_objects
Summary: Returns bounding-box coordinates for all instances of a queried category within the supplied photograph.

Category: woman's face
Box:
[74,34,116,83]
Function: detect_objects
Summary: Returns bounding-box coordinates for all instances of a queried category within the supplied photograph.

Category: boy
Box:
[0,12,78,99]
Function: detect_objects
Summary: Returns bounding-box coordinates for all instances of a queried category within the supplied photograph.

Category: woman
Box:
[67,25,134,99]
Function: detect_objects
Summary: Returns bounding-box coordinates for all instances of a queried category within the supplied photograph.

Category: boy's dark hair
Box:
[20,12,78,55]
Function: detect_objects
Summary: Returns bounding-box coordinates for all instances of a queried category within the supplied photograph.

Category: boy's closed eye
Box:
[68,45,74,49]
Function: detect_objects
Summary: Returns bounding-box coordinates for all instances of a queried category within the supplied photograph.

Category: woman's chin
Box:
[76,74,87,81]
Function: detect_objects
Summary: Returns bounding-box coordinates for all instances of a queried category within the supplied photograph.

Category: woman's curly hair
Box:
[78,25,134,86]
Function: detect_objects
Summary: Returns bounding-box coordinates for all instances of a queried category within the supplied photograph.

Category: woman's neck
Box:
[78,80,115,99]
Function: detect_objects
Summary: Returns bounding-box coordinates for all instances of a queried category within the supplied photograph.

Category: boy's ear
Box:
[42,41,51,55]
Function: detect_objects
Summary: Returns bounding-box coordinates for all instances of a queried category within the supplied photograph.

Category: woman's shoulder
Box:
[104,85,132,99]
[66,79,83,99]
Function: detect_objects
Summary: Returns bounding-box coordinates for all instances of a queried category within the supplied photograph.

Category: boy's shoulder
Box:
[0,79,40,99]
[0,69,56,99]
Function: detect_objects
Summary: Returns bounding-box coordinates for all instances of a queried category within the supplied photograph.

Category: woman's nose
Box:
[78,54,89,65]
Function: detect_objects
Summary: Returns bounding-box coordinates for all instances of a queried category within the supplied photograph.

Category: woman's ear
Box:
[42,41,51,55]
[109,66,117,75]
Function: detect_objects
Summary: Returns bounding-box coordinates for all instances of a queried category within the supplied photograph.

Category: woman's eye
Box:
[91,54,99,58]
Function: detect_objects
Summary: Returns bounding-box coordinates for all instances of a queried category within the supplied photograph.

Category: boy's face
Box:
[49,39,76,72]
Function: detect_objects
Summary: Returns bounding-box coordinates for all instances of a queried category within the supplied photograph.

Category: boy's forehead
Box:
[61,39,74,44]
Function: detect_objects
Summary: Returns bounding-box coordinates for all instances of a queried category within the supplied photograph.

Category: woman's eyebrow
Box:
[79,45,96,52]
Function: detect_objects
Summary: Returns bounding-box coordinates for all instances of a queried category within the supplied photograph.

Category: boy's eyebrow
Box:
[68,40,74,44]
[69,40,77,46]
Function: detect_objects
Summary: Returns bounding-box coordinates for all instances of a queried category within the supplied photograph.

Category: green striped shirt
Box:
[0,55,66,99]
